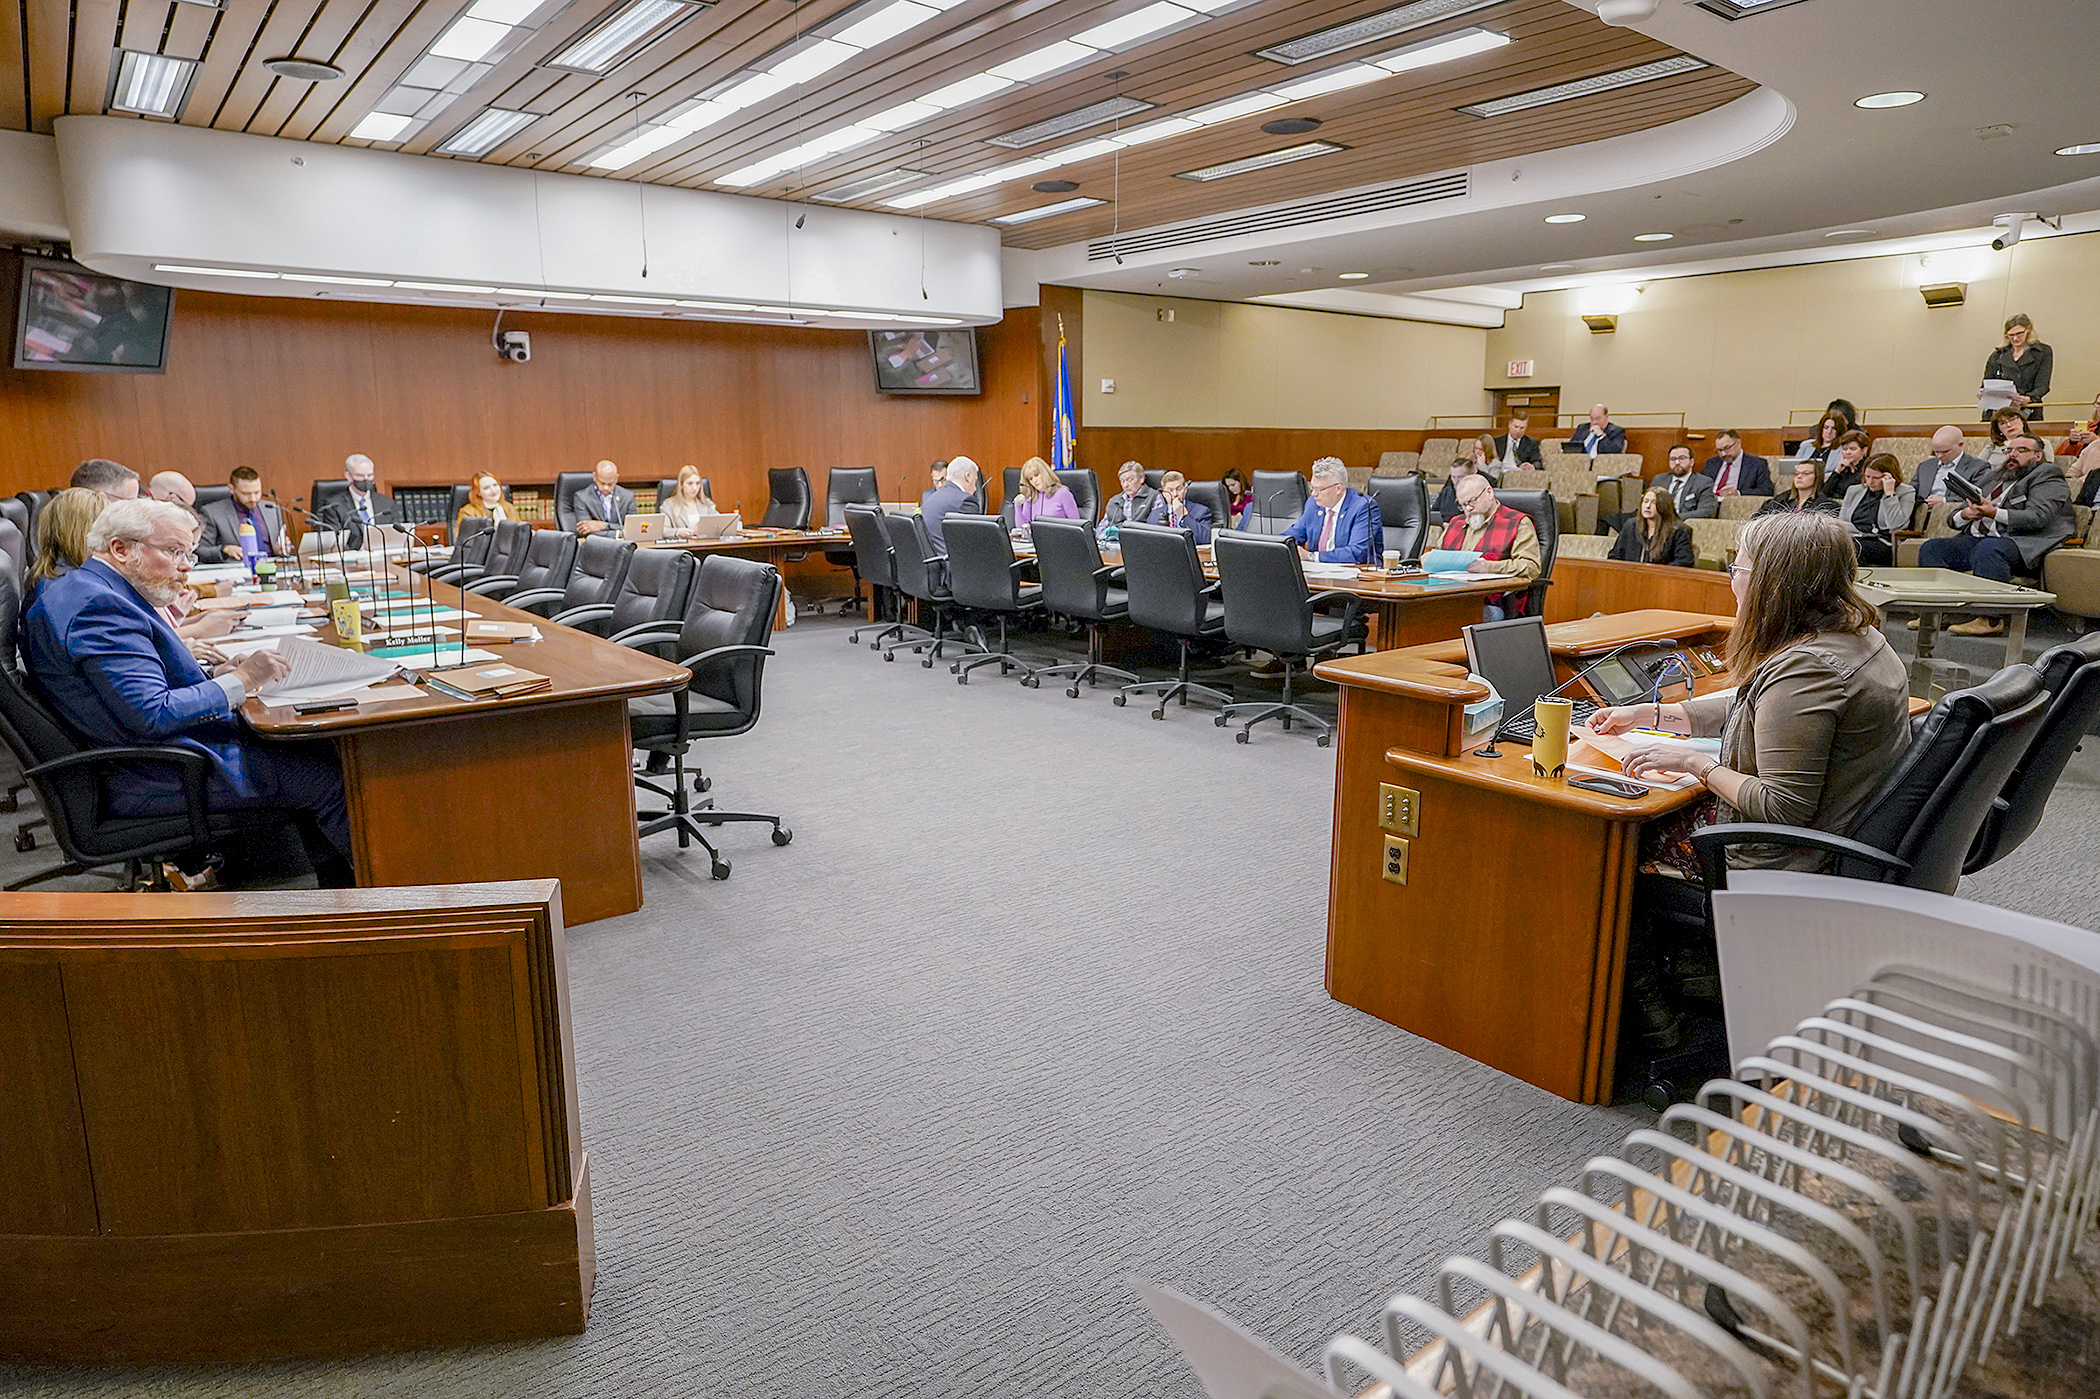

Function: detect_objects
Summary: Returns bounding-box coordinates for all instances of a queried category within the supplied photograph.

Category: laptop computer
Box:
[1462,616,1594,745]
[679,512,739,540]
[620,514,667,542]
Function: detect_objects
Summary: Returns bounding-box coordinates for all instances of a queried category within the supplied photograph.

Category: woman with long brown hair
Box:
[1608,487,1694,567]
[1591,511,1910,870]
[1793,412,1846,465]
[1755,457,1839,517]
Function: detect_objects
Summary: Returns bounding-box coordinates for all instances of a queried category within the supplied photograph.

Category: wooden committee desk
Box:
[1314,610,1738,1103]
[243,565,687,924]
[0,881,588,1361]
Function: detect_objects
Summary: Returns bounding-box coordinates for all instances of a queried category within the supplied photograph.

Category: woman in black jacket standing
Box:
[1983,313,2052,420]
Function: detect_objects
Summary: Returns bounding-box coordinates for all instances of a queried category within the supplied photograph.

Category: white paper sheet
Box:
[257,635,400,700]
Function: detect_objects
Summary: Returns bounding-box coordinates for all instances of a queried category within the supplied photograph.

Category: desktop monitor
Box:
[9,253,174,373]
[1463,616,1558,713]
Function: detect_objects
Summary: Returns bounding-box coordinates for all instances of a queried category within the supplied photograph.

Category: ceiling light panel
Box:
[350,112,417,142]
[1255,0,1500,64]
[1174,140,1345,182]
[987,96,1155,148]
[1696,0,1815,17]
[1456,54,1707,119]
[585,123,691,169]
[110,51,198,118]
[347,0,592,147]
[812,167,936,202]
[545,0,700,73]
[991,197,1107,225]
[436,107,537,155]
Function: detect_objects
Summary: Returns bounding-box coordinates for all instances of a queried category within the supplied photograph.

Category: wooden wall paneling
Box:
[191,0,293,129]
[67,0,120,118]
[24,0,69,131]
[161,1,220,64]
[0,0,27,130]
[1542,556,1738,623]
[0,959,98,1235]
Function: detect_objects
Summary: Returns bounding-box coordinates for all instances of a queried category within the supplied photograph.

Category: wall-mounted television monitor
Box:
[870,328,980,395]
[10,254,174,374]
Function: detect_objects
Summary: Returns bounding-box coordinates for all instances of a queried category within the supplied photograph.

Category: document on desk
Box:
[363,604,475,623]
[1300,562,1361,578]
[258,636,401,704]
[1420,549,1483,575]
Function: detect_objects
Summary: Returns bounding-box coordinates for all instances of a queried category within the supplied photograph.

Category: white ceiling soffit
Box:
[1252,287,1511,326]
[1026,0,2100,311]
[53,116,1003,327]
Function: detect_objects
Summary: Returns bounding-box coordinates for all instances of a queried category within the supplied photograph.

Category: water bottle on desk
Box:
[237,518,261,573]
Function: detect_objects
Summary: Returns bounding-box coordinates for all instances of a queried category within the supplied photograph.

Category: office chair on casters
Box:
[879,512,982,667]
[842,506,924,650]
[1366,475,1429,559]
[1245,471,1309,534]
[823,469,881,612]
[1027,518,1138,698]
[940,514,1044,685]
[560,545,691,638]
[1961,633,2100,873]
[1114,522,1233,719]
[615,556,790,881]
[1485,487,1559,617]
[1210,533,1364,746]
[763,468,813,529]
[551,471,596,533]
[1054,469,1100,525]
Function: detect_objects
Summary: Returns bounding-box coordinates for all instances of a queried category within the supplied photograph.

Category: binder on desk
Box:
[424,664,552,702]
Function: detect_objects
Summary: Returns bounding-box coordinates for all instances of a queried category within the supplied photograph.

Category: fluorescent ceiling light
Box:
[350,112,416,142]
[1633,232,1673,242]
[437,107,537,155]
[1109,116,1201,146]
[988,40,1096,83]
[153,264,279,279]
[428,15,512,62]
[1366,26,1509,74]
[1255,0,1499,64]
[546,0,697,74]
[863,99,945,131]
[1697,0,1816,17]
[1270,64,1385,102]
[708,72,794,111]
[674,299,761,311]
[2058,143,2100,156]
[988,95,1154,148]
[1187,91,1289,125]
[585,123,688,169]
[1338,271,1368,279]
[282,273,396,286]
[1854,90,1924,109]
[395,280,501,293]
[1069,1,1196,51]
[919,72,1014,108]
[590,294,678,305]
[832,0,941,49]
[496,288,593,299]
[1174,141,1344,182]
[1455,54,1707,119]
[1544,212,1585,223]
[813,167,934,202]
[768,38,857,84]
[991,197,1107,225]
[111,51,197,118]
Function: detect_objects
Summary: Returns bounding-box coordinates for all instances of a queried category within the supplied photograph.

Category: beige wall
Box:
[1486,230,2100,429]
[1083,290,1489,429]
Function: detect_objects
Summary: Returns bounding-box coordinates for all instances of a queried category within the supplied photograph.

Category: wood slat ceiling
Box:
[6,0,1751,249]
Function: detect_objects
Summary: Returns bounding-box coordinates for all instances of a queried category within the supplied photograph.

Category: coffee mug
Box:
[1532,696,1573,778]
[1382,550,1401,571]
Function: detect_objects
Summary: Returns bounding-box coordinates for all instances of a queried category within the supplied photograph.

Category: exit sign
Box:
[1506,359,1535,378]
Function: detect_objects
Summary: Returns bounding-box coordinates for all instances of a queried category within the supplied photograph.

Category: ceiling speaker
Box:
[264,57,344,81]
[1261,117,1323,136]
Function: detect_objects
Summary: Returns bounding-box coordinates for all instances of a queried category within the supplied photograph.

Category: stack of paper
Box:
[258,636,402,706]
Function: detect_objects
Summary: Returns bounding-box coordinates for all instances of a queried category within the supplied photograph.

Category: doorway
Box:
[1492,388,1561,435]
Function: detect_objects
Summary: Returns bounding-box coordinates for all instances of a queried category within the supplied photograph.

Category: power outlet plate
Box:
[1378,783,1419,837]
[1382,835,1409,885]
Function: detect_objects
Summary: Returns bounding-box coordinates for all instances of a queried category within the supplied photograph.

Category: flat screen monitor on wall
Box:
[9,254,174,373]
[870,328,980,395]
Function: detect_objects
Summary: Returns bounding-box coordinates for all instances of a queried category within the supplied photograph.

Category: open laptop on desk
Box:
[620,514,667,542]
[1463,617,1595,745]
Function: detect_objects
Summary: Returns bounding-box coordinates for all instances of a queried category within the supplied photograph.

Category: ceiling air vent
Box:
[987,96,1156,149]
[1086,169,1468,260]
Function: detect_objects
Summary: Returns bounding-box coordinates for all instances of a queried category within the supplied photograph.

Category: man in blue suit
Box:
[1285,458,1382,564]
[1147,471,1214,543]
[1699,430,1773,498]
[20,498,354,884]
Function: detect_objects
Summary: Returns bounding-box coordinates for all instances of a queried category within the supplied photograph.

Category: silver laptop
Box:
[620,514,667,542]
[679,512,739,540]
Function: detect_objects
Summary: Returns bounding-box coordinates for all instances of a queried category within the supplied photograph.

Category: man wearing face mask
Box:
[320,453,402,548]
[1440,474,1542,620]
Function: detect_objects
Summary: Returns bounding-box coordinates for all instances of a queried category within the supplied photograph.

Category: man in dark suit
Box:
[1286,458,1382,564]
[1651,445,1719,519]
[570,459,637,535]
[319,453,403,547]
[1699,430,1772,498]
[920,455,981,554]
[199,466,291,562]
[1920,433,2075,635]
[1097,460,1162,535]
[1564,404,1626,457]
[1147,471,1214,544]
[19,498,353,883]
[1916,425,1992,505]
[1491,414,1543,472]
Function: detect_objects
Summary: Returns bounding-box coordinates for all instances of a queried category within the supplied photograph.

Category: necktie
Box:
[1717,458,1735,494]
[1318,503,1339,553]
[358,495,371,525]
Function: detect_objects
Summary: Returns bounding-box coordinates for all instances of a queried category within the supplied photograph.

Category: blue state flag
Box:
[1051,324,1076,472]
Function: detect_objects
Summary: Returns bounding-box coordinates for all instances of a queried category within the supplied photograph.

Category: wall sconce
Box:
[1582,314,1618,334]
[1919,282,1967,308]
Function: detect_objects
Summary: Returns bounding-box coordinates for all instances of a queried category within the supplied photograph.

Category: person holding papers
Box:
[1438,474,1540,620]
[1981,313,2051,420]
[20,498,353,886]
[1286,458,1381,564]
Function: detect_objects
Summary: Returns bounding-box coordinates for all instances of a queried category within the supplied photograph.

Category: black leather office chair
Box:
[1027,518,1139,699]
[1184,481,1228,530]
[941,514,1043,685]
[615,556,790,881]
[573,546,693,637]
[1245,471,1308,534]
[551,471,596,533]
[656,476,715,510]
[0,498,27,557]
[1486,487,1558,617]
[14,492,49,546]
[448,482,516,534]
[822,467,882,609]
[1000,467,1025,530]
[879,512,979,666]
[1142,469,1166,490]
[508,534,636,622]
[1055,469,1100,525]
[438,517,531,586]
[193,484,232,514]
[0,516,24,591]
[0,519,27,843]
[426,521,496,583]
[1114,522,1232,718]
[1367,476,1429,560]
[309,479,351,527]
[1211,533,1364,746]
[1963,635,2100,873]
[844,505,927,650]
[762,468,813,529]
[465,527,576,601]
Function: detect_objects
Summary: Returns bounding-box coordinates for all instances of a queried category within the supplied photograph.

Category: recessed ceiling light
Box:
[988,96,1155,148]
[545,0,700,75]
[989,196,1107,224]
[1544,213,1585,224]
[1338,271,1369,279]
[1854,91,1925,109]
[1823,228,1875,238]
[349,112,415,143]
[110,51,198,118]
[1174,140,1345,182]
[812,167,935,203]
[2057,143,2100,156]
[1633,232,1673,242]
[1539,263,1576,272]
[264,56,344,81]
[437,108,537,156]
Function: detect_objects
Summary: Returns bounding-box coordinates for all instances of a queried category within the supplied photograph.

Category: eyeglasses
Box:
[1727,561,1753,577]
[125,538,198,566]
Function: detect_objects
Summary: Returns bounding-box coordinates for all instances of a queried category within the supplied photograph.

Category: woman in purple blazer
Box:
[1012,457,1079,530]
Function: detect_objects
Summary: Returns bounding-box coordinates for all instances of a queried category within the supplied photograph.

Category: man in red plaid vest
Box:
[1440,475,1542,619]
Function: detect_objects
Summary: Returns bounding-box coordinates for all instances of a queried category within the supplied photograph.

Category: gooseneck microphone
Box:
[1548,637,1681,704]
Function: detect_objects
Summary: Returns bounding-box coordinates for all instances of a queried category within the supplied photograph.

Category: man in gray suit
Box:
[1915,425,1993,505]
[1649,445,1718,520]
[570,459,637,536]
[199,466,291,562]
[1921,432,2075,635]
[1097,461,1162,535]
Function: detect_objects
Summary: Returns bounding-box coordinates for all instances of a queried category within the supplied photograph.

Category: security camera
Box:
[1595,0,1660,25]
[1990,213,2033,251]
[496,330,531,363]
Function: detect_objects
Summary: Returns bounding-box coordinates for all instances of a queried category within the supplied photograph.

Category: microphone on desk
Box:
[261,488,307,592]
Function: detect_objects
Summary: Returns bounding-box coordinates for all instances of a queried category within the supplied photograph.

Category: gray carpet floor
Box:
[2,602,2096,1397]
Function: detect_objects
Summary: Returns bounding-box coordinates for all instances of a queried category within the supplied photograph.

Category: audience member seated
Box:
[199,466,290,563]
[19,499,354,885]
[1818,430,1871,501]
[1609,488,1695,567]
[1837,453,1915,567]
[1824,397,1860,433]
[1146,471,1213,543]
[1565,403,1626,457]
[1219,468,1252,527]
[1756,459,1840,518]
[1432,457,1486,523]
[27,487,106,596]
[1700,430,1771,498]
[1984,406,2034,467]
[1013,456,1079,531]
[1462,433,1502,483]
[1793,412,1845,465]
[659,465,719,539]
[1651,444,1718,520]
[1916,425,1991,505]
[921,455,980,554]
[2054,391,2098,460]
[1437,474,1540,621]
[1983,313,2051,421]
[71,457,140,502]
[927,460,948,493]
[1918,431,2074,635]
[319,453,403,544]
[570,459,635,536]
[455,471,521,535]
[1287,458,1382,566]
[1098,461,1162,534]
[1493,414,1542,472]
